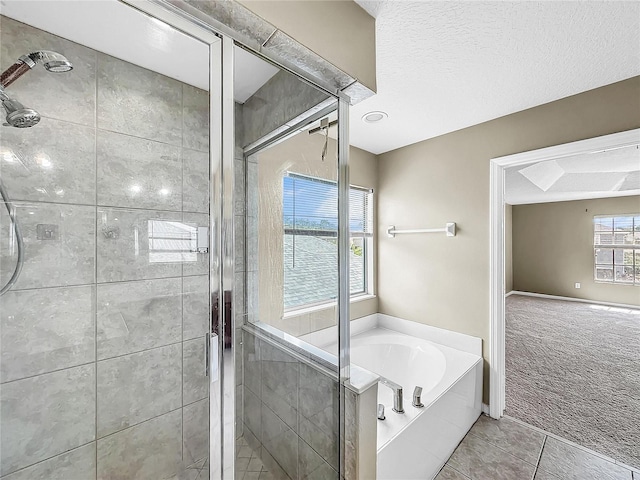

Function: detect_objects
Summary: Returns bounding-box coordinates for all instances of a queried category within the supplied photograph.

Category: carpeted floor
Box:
[505,294,640,470]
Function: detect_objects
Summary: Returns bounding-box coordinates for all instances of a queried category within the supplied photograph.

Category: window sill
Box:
[594,280,639,286]
[283,294,377,319]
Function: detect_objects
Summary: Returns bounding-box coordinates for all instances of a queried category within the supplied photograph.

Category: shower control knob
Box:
[37,224,58,241]
[102,226,120,239]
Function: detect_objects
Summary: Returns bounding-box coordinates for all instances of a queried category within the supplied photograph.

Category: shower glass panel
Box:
[0,8,218,479]
[234,44,348,479]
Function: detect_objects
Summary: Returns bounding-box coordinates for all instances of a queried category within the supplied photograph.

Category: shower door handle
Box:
[205,332,219,380]
[205,332,210,376]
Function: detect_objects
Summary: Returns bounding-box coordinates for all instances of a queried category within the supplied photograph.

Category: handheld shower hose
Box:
[0,178,24,296]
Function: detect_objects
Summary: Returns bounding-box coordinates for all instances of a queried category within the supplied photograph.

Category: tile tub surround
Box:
[0,15,210,478]
[437,416,636,480]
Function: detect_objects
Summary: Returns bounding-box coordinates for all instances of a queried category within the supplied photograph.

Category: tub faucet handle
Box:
[413,386,424,408]
[377,404,386,420]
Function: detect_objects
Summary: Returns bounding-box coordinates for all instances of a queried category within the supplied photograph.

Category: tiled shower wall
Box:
[240,328,378,480]
[0,16,210,479]
[242,329,342,479]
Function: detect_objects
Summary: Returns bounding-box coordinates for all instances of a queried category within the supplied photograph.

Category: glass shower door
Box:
[232,42,353,479]
[0,5,219,479]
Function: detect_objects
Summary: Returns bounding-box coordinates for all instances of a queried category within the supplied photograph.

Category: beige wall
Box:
[505,204,514,293]
[251,130,378,337]
[512,196,640,306]
[377,76,640,403]
[237,0,376,93]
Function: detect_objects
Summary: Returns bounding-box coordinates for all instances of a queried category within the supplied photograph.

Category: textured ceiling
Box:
[351,1,640,154]
[505,145,640,205]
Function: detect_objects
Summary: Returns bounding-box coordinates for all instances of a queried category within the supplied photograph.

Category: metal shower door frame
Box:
[336,95,351,478]
[119,2,352,479]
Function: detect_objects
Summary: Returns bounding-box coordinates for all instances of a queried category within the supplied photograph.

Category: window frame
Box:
[593,213,640,286]
[282,172,374,313]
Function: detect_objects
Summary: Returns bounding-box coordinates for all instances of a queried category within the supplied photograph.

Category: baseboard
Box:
[481,403,491,416]
[510,291,640,311]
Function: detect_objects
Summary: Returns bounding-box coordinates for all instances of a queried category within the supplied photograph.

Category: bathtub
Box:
[311,317,482,480]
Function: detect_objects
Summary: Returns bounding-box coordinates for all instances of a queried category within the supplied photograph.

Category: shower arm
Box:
[0,86,9,102]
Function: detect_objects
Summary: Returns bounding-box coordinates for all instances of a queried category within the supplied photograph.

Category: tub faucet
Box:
[380,377,404,413]
[377,404,386,420]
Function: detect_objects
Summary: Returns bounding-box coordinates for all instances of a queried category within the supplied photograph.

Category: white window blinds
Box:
[283,173,373,310]
[593,214,640,285]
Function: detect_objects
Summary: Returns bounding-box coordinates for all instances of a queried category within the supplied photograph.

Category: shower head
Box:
[0,86,41,128]
[1,50,73,88]
[2,96,40,128]
[23,51,73,73]
[4,103,41,128]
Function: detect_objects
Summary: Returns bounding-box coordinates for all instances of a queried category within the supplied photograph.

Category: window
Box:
[593,214,640,285]
[283,172,373,310]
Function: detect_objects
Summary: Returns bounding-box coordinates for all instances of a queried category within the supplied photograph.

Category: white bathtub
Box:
[312,318,482,480]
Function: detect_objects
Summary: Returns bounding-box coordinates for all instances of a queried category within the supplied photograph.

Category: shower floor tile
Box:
[235,437,275,480]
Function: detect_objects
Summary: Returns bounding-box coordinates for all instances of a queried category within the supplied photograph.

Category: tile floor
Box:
[236,415,639,480]
[235,436,276,480]
[436,415,638,480]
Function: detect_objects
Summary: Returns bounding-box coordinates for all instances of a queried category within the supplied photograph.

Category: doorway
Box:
[489,128,640,469]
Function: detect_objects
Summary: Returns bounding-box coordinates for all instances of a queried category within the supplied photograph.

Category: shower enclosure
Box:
[0,2,355,479]
[0,6,219,479]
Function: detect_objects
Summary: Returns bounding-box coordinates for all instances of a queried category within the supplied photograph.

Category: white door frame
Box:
[488,128,640,419]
